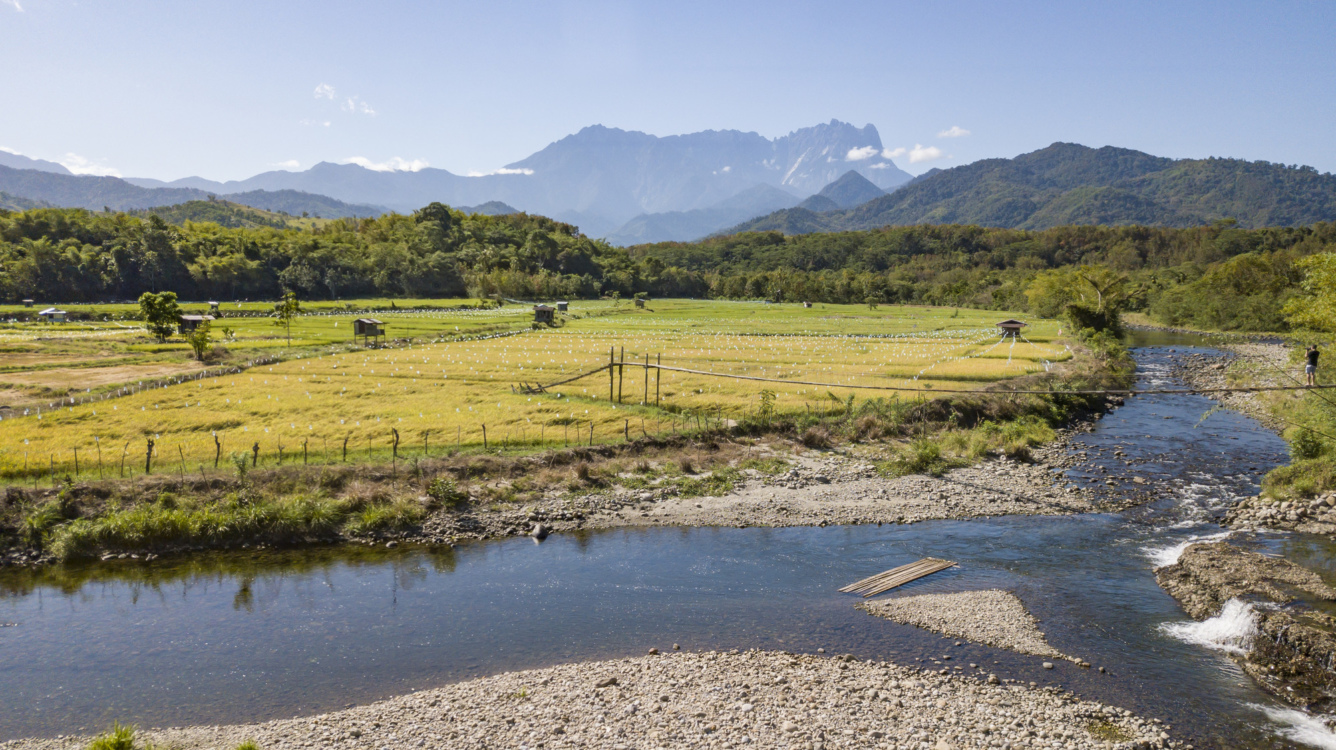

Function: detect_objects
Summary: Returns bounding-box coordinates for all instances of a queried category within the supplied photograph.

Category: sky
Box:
[1,0,1333,181]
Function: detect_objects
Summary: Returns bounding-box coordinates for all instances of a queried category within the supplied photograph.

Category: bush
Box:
[801,426,832,449]
[880,438,965,477]
[1291,428,1327,461]
[426,477,467,509]
[87,722,138,750]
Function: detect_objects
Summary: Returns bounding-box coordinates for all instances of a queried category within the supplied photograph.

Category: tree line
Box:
[3,203,1336,332]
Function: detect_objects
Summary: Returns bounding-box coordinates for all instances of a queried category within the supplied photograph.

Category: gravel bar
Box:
[859,590,1079,664]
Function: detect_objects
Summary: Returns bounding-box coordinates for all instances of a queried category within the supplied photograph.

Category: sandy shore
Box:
[3,650,1181,750]
[859,590,1079,665]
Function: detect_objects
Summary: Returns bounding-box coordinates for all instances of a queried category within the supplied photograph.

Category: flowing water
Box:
[1,333,1332,748]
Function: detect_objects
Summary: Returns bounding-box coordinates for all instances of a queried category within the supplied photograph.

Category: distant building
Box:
[22,299,34,308]
[802,301,812,308]
[533,304,556,325]
[37,307,66,323]
[634,298,645,308]
[556,301,569,312]
[208,301,221,316]
[178,314,215,334]
[997,319,1027,337]
[354,318,385,345]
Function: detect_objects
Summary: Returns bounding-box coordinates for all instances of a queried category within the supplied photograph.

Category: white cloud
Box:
[867,163,894,169]
[845,146,880,161]
[883,147,907,159]
[908,144,944,164]
[299,119,332,127]
[341,97,376,116]
[937,126,971,138]
[60,153,121,177]
[2,0,23,12]
[466,167,535,177]
[313,83,335,100]
[341,156,429,172]
[0,146,17,154]
[273,160,301,170]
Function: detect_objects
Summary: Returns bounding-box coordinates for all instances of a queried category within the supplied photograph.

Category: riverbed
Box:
[1,333,1330,748]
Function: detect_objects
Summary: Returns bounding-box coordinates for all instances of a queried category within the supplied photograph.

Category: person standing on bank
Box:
[1306,344,1320,386]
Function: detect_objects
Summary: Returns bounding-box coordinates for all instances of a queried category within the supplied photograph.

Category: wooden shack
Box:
[634,298,645,309]
[208,301,221,316]
[997,319,1027,337]
[533,304,556,325]
[556,301,569,312]
[354,318,384,345]
[22,299,34,308]
[37,307,66,323]
[178,314,215,334]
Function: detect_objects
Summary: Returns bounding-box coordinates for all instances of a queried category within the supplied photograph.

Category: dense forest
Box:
[3,200,1335,332]
[729,143,1336,234]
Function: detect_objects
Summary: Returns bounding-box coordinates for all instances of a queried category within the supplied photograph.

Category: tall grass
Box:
[40,494,425,561]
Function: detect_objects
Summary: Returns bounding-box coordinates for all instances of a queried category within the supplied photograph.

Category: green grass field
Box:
[0,299,1068,482]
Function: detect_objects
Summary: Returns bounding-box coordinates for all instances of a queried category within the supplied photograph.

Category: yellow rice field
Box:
[0,300,1069,481]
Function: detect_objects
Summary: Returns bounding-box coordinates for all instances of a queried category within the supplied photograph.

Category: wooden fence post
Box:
[73,448,79,478]
[214,434,222,468]
[643,352,649,405]
[618,347,625,403]
[145,438,155,475]
[482,424,488,450]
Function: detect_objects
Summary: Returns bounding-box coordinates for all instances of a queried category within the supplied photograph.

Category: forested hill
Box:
[728,143,1336,233]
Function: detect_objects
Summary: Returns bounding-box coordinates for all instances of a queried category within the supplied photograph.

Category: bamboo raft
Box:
[839,558,957,598]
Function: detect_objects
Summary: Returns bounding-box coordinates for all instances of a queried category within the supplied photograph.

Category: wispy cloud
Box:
[466,167,535,177]
[883,147,907,159]
[273,160,301,170]
[299,119,332,127]
[0,146,17,154]
[2,0,23,12]
[60,153,121,177]
[937,126,970,138]
[313,83,336,100]
[341,96,376,116]
[908,144,944,164]
[845,146,880,161]
[341,156,428,172]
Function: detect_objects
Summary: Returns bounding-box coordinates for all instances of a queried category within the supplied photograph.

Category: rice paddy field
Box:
[0,300,1069,482]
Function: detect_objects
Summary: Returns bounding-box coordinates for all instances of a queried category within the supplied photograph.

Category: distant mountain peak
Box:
[812,170,885,209]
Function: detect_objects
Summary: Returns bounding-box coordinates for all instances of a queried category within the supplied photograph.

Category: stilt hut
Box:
[354,318,385,345]
[997,319,1027,337]
[533,304,556,325]
[178,314,215,334]
[556,301,569,312]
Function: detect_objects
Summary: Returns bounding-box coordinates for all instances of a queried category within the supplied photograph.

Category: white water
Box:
[1142,530,1233,568]
[1159,598,1258,654]
[1251,704,1336,749]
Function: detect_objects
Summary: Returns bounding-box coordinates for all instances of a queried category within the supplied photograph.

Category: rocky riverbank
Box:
[859,590,1082,665]
[2,429,1115,569]
[1155,541,1336,711]
[2,650,1182,750]
[1168,344,1290,431]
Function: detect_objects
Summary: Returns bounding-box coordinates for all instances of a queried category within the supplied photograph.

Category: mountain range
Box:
[728,143,1336,233]
[5,132,1336,241]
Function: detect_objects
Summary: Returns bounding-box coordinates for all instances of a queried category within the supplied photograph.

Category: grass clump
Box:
[677,467,742,498]
[426,476,467,509]
[342,499,427,535]
[879,438,966,478]
[1086,721,1132,742]
[233,742,261,750]
[87,722,140,750]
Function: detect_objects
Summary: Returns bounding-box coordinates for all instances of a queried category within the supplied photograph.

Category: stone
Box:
[1042,662,1054,670]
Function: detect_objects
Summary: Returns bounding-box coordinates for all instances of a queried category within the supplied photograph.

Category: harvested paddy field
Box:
[0,300,1067,482]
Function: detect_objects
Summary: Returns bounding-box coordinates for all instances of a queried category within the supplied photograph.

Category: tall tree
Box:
[138,291,181,343]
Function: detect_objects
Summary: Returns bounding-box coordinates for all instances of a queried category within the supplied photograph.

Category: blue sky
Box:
[1,0,1333,181]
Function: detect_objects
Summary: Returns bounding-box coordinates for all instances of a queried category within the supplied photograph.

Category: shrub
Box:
[800,426,833,449]
[1291,428,1327,461]
[87,722,138,750]
[426,477,467,509]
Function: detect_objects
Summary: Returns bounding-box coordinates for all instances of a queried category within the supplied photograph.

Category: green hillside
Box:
[730,143,1336,233]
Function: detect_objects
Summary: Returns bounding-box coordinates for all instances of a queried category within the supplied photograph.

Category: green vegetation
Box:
[86,722,139,750]
[728,143,1336,232]
[138,290,182,342]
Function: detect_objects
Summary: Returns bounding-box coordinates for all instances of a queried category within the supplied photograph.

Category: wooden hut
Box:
[178,314,215,334]
[208,301,221,316]
[533,304,556,325]
[22,299,34,308]
[997,319,1027,337]
[634,298,645,309]
[37,307,67,323]
[354,318,385,345]
[556,301,569,312]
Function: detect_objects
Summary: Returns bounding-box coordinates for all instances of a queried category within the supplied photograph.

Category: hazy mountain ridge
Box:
[726,143,1336,233]
[0,165,385,218]
[603,184,801,246]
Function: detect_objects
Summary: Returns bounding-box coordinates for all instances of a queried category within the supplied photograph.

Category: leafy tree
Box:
[138,291,181,342]
[1284,253,1336,332]
[185,319,212,361]
[275,290,300,347]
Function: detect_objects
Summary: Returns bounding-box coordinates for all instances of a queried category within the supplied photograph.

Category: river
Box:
[1,333,1331,748]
